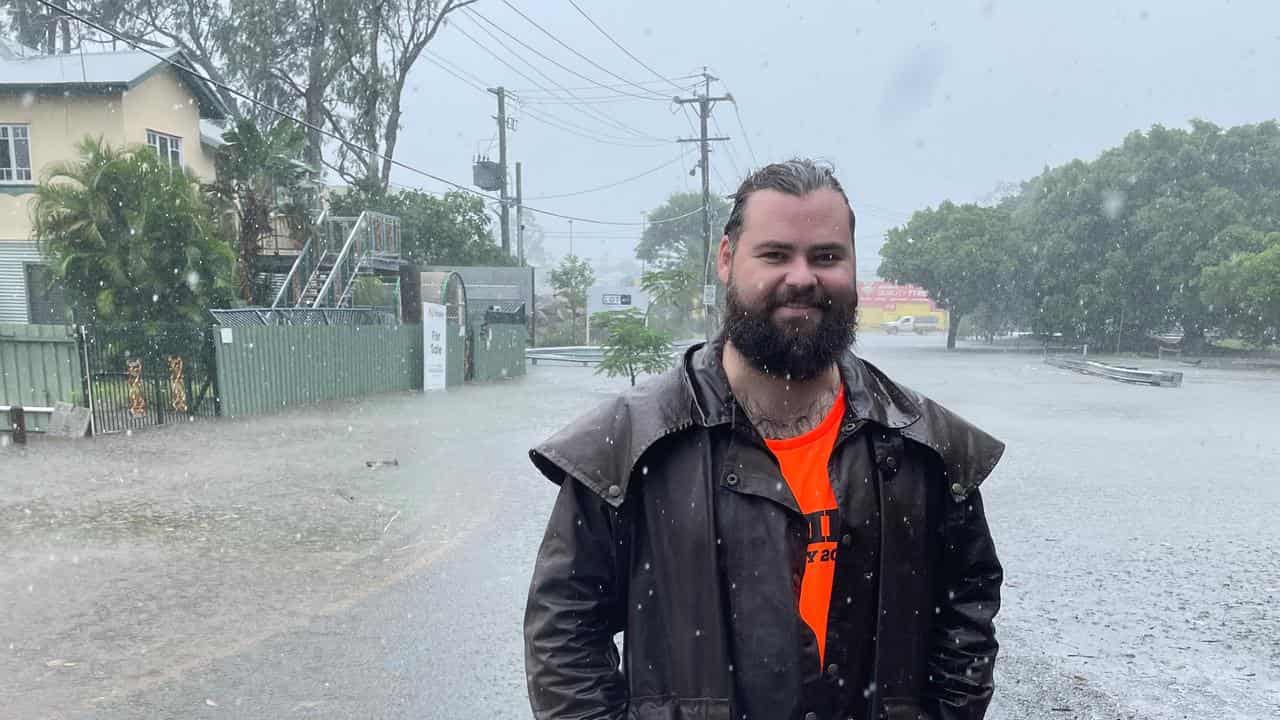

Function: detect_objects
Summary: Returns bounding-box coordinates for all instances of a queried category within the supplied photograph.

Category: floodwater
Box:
[2,333,1276,718]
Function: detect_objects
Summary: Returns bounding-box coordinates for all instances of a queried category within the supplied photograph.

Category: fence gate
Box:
[81,324,219,433]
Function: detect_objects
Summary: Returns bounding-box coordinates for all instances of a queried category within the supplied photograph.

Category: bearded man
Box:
[524,159,1005,720]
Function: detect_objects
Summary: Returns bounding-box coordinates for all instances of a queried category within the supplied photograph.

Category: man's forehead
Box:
[739,188,852,239]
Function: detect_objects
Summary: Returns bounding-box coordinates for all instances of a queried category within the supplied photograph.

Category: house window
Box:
[25,263,70,325]
[146,130,183,168]
[0,124,32,183]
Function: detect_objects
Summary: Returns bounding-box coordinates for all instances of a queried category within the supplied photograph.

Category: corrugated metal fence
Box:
[213,324,423,417]
[0,323,83,432]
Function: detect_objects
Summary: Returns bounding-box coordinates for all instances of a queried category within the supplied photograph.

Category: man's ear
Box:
[716,235,733,286]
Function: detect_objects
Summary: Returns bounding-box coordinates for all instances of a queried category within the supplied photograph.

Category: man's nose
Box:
[782,258,818,289]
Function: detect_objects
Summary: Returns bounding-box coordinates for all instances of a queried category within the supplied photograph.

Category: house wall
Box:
[0,240,42,323]
[121,68,217,181]
[0,89,126,241]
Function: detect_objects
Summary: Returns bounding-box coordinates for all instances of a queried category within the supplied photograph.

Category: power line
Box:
[424,51,669,150]
[526,150,692,200]
[500,0,671,100]
[466,7,668,102]
[510,74,702,95]
[729,96,760,167]
[564,0,690,94]
[35,0,689,227]
[711,114,743,180]
[452,18,665,143]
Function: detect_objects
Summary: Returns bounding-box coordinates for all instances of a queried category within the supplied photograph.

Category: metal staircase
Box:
[271,211,401,309]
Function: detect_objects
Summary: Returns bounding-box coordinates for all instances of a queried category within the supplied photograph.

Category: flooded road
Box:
[2,334,1277,718]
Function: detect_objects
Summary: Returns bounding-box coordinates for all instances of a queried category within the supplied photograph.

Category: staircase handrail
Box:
[271,207,329,308]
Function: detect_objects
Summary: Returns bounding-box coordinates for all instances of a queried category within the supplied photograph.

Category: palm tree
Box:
[32,137,235,323]
[206,119,311,304]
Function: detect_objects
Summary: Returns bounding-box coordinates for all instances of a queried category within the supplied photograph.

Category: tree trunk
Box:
[379,79,406,191]
[947,313,962,350]
[302,22,328,172]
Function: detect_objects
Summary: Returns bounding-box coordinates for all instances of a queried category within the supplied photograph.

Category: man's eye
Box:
[812,253,839,265]
[760,252,785,262]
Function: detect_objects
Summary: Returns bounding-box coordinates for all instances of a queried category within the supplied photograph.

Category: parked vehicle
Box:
[882,315,941,335]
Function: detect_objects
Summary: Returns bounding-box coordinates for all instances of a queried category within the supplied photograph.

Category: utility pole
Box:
[515,161,524,266]
[675,69,731,339]
[568,219,574,257]
[489,86,511,255]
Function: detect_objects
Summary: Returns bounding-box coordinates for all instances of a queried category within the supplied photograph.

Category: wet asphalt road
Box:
[3,333,1278,719]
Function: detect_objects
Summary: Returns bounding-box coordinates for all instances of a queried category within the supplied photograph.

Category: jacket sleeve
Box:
[925,488,1003,720]
[524,472,628,720]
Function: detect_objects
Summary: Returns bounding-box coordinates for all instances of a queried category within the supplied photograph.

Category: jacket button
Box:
[841,421,856,433]
[725,472,740,486]
[804,713,818,720]
[826,663,839,677]
[841,533,852,547]
[950,482,964,495]
[885,456,898,470]
[607,484,622,498]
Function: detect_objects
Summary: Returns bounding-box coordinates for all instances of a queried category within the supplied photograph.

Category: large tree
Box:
[1008,119,1280,350]
[32,137,235,323]
[636,191,731,271]
[636,191,730,332]
[549,255,594,344]
[330,0,477,190]
[880,202,1019,350]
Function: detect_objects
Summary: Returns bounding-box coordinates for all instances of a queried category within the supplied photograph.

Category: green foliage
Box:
[882,119,1280,351]
[641,265,699,335]
[1201,237,1280,346]
[549,255,596,344]
[351,276,395,307]
[1009,119,1280,349]
[33,137,235,324]
[331,187,512,266]
[636,191,731,269]
[594,310,674,386]
[879,202,1020,349]
[207,119,311,304]
[635,192,728,334]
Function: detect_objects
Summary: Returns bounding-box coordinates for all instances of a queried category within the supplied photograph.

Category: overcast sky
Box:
[388,0,1280,277]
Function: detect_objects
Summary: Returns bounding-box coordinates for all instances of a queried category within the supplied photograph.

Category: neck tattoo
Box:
[741,384,839,440]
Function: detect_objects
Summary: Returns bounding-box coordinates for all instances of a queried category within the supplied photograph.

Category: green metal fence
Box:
[213,324,423,417]
[1,323,83,432]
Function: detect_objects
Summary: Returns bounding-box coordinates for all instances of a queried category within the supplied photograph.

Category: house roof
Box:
[200,119,227,148]
[0,45,230,120]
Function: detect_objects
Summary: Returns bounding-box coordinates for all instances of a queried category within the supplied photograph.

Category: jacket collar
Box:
[531,336,1003,507]
[683,335,1002,499]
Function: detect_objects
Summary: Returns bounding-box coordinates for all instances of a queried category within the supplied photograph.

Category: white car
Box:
[882,316,940,335]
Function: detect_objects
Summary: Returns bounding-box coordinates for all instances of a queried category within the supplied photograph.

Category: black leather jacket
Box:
[525,338,1005,720]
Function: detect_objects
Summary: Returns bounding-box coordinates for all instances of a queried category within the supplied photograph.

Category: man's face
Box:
[717,188,858,380]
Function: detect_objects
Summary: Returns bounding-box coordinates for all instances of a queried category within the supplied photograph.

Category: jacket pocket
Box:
[881,696,933,720]
[628,695,732,720]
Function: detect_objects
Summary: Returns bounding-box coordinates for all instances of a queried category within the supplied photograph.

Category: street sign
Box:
[601,293,632,306]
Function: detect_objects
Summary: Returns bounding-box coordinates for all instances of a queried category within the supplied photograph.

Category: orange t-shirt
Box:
[764,392,845,663]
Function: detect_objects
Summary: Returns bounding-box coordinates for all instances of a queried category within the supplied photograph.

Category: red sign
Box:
[856,281,940,311]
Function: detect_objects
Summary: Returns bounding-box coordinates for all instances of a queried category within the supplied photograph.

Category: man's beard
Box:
[722,280,858,380]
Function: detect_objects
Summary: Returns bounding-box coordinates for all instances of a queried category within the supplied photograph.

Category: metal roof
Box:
[0,46,229,119]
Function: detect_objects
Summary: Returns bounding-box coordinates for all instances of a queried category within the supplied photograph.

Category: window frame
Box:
[146,129,184,169]
[23,262,70,325]
[0,123,33,184]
